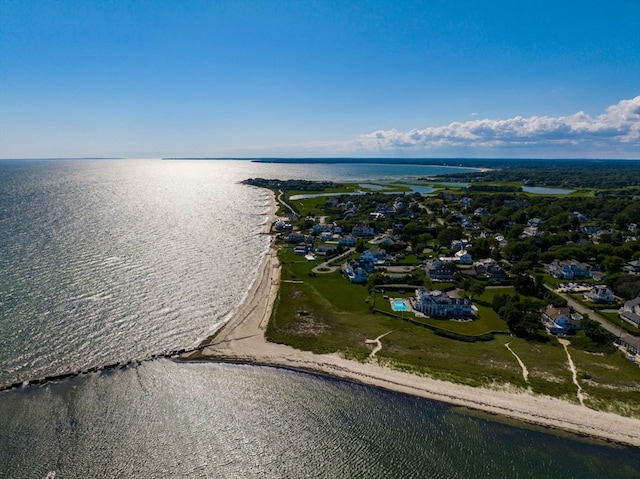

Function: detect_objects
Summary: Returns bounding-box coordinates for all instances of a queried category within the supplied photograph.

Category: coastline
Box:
[183,189,640,448]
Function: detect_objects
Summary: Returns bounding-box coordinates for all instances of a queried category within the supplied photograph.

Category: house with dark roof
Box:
[316,244,337,255]
[338,234,357,246]
[285,232,306,243]
[425,259,455,281]
[623,259,640,275]
[352,224,375,237]
[546,259,592,279]
[619,298,640,328]
[472,259,509,282]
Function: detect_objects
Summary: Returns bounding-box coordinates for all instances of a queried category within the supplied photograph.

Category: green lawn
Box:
[289,196,334,218]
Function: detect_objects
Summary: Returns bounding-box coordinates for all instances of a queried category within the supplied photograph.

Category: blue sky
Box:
[1,0,638,159]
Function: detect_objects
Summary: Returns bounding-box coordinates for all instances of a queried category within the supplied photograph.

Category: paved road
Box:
[312,247,356,273]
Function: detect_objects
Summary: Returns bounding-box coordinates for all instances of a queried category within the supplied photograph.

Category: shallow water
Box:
[2,361,638,479]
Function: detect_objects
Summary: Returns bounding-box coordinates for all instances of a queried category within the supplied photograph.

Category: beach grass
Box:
[568,346,640,417]
[507,338,577,399]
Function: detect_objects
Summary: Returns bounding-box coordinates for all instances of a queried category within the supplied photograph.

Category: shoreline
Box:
[182,189,640,448]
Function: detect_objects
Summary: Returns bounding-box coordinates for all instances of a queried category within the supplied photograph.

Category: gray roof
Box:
[625,297,640,308]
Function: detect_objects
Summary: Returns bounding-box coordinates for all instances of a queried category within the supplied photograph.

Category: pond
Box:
[522,186,574,195]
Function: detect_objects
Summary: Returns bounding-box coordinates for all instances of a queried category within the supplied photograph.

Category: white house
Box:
[451,239,471,251]
[454,250,472,264]
[341,259,369,283]
[275,220,292,231]
[361,248,388,264]
[413,288,473,319]
[541,305,582,335]
[294,243,310,255]
[583,286,615,304]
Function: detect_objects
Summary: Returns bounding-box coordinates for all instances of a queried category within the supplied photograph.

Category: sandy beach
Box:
[183,191,640,448]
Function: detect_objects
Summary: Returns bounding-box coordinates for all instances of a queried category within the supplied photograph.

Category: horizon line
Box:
[1,157,639,162]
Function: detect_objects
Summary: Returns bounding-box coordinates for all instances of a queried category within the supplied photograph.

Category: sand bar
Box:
[183,190,640,448]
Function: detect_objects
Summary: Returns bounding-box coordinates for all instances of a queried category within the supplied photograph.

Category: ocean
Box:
[0,159,637,478]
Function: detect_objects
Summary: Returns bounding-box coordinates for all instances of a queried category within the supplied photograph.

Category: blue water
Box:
[3,361,640,478]
[289,183,437,200]
[0,159,637,477]
[392,300,410,311]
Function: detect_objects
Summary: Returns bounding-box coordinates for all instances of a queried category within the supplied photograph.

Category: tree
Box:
[436,227,463,246]
[511,312,545,339]
[492,293,509,312]
[510,261,533,276]
[496,294,547,341]
[469,237,493,258]
[522,250,539,264]
[608,274,640,300]
[601,255,625,274]
[469,280,486,298]
[503,240,533,262]
[582,319,616,345]
[513,274,538,297]
[511,210,527,225]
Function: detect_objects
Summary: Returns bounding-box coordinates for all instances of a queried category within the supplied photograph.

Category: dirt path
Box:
[505,341,529,384]
[277,189,297,217]
[364,331,393,361]
[558,338,586,407]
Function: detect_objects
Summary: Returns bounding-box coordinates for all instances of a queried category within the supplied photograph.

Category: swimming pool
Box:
[391,299,410,312]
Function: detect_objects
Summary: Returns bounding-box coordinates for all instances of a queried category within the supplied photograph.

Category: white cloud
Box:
[355,96,640,156]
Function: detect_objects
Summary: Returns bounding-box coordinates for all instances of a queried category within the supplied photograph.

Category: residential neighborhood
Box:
[245,175,640,365]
